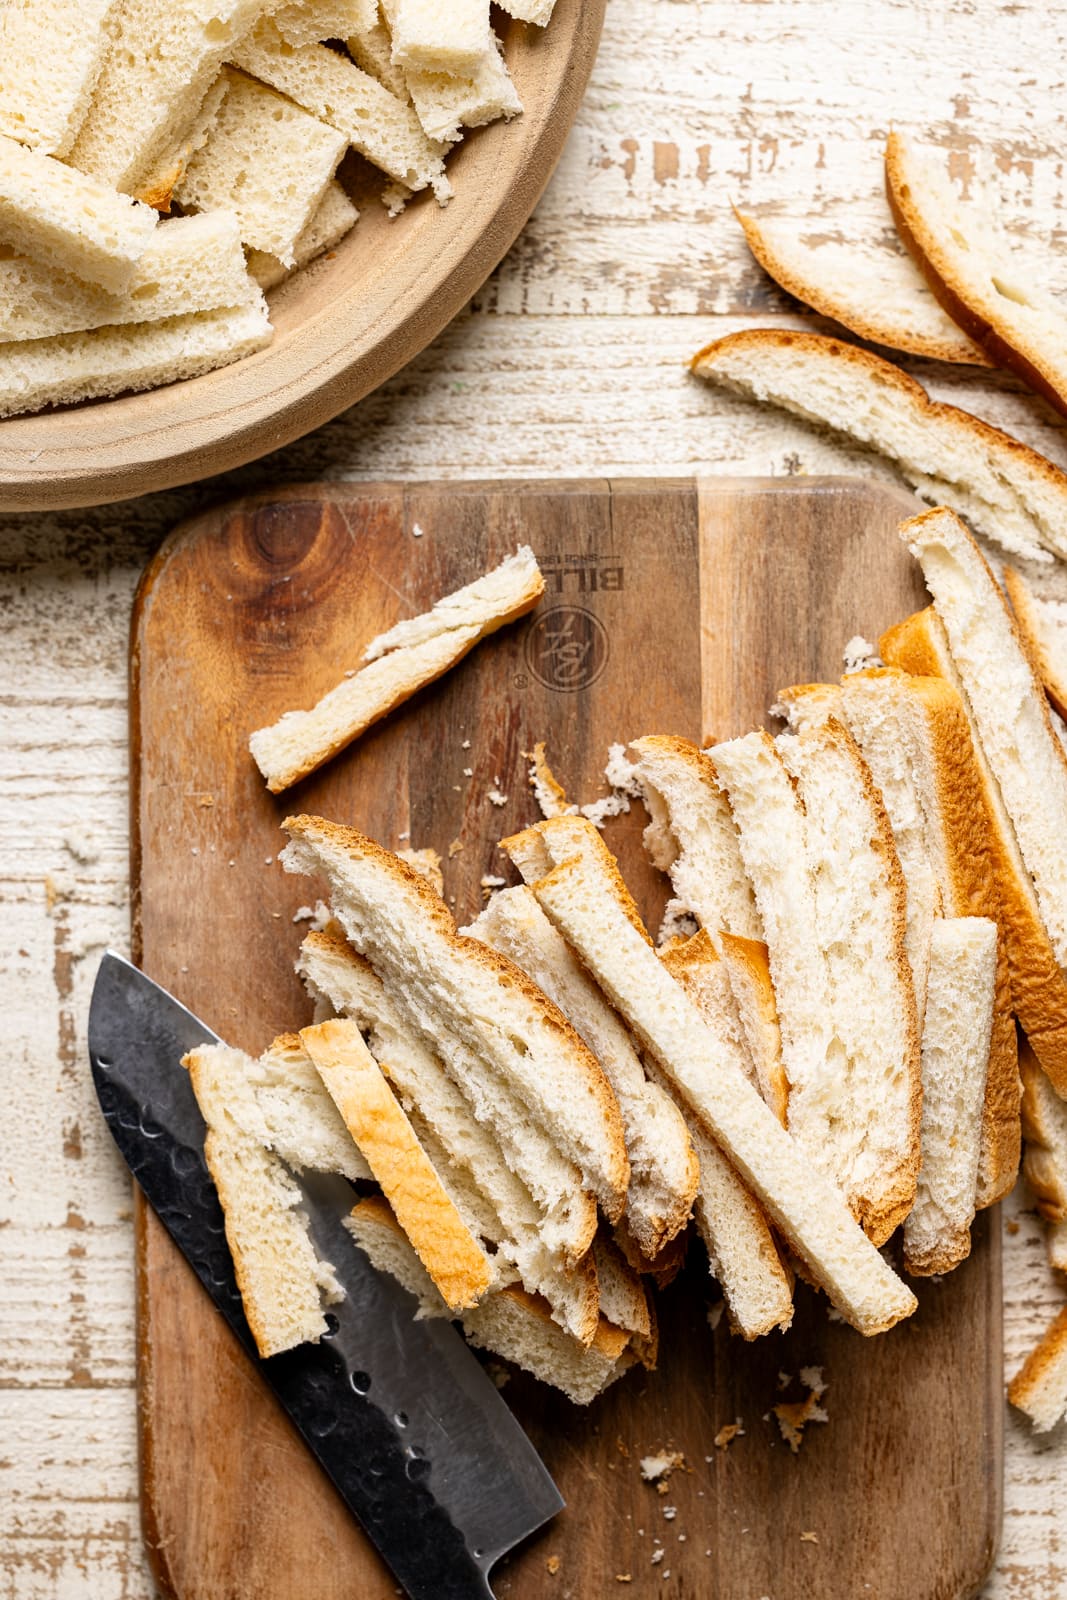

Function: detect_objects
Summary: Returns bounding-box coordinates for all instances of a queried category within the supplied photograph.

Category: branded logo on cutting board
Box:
[525,606,609,691]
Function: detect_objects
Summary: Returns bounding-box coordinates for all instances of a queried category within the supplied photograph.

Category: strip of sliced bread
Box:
[628,734,763,944]
[348,1195,632,1404]
[1020,1040,1067,1225]
[1008,1303,1067,1432]
[1003,565,1067,723]
[282,817,629,1228]
[300,1018,493,1311]
[690,327,1067,565]
[0,0,119,158]
[831,665,1021,1207]
[718,933,788,1124]
[466,884,698,1261]
[246,179,358,289]
[901,508,1067,972]
[297,924,599,1341]
[903,917,997,1276]
[389,0,490,74]
[0,211,254,343]
[591,1232,652,1342]
[257,1030,372,1180]
[776,680,940,1024]
[68,0,273,195]
[274,0,377,46]
[0,296,271,420]
[881,605,1067,1095]
[233,21,449,196]
[735,208,988,366]
[184,1042,343,1357]
[531,852,917,1335]
[134,73,232,212]
[250,545,543,792]
[774,718,922,1242]
[0,135,157,294]
[175,72,346,265]
[886,130,1067,419]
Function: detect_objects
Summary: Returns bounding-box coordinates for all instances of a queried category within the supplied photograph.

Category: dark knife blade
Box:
[88,951,563,1600]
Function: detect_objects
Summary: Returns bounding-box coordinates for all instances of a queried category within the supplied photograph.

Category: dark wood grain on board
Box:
[130,477,1002,1600]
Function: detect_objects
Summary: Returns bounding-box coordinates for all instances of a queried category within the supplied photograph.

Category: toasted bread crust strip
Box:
[735,205,988,366]
[881,606,1067,1091]
[282,817,628,1230]
[1008,1303,1067,1433]
[886,130,1067,421]
[300,1019,492,1312]
[1003,565,1067,723]
[690,326,1067,564]
[532,854,916,1335]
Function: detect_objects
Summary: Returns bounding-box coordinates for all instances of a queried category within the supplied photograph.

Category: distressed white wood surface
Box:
[3,0,1067,1593]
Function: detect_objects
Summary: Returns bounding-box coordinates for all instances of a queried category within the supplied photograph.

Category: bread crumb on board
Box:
[639,1449,685,1485]
[545,1553,561,1575]
[713,1419,744,1450]
[800,1530,820,1543]
[773,1370,829,1453]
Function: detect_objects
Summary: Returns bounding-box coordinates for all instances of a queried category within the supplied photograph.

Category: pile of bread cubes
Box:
[0,0,549,418]
[182,504,1067,1429]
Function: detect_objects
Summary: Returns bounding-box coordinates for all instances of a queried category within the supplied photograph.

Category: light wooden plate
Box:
[0,1,604,514]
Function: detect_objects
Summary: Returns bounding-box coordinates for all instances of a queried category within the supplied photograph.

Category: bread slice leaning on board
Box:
[886,129,1067,422]
[690,327,1067,564]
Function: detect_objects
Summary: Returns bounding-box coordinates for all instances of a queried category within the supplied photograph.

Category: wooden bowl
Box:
[0,0,605,513]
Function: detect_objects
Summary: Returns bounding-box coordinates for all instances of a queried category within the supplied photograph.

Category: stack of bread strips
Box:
[250,546,544,793]
[0,0,550,415]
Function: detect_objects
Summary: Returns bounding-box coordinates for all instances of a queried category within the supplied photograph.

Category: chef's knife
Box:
[88,951,563,1600]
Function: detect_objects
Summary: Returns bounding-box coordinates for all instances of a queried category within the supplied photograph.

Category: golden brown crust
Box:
[531,815,656,948]
[300,1019,493,1312]
[718,932,789,1125]
[881,609,1067,1097]
[1007,1303,1067,1421]
[735,204,989,366]
[285,815,630,1225]
[885,130,1067,419]
[1003,565,1067,723]
[1020,1039,1067,1223]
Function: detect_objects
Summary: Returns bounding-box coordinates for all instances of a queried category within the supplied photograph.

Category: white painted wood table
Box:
[3,1,1066,1594]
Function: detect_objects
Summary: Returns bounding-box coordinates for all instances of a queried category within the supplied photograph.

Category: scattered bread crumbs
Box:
[447,839,464,858]
[197,793,215,808]
[799,1365,827,1397]
[615,1576,632,1584]
[545,1554,560,1575]
[773,1387,829,1454]
[713,1420,744,1450]
[1005,1218,1020,1235]
[616,1436,631,1458]
[650,1549,665,1566]
[777,1371,792,1390]
[800,1531,819,1544]
[487,788,508,807]
[640,1450,685,1488]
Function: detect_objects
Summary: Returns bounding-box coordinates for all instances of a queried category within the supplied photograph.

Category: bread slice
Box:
[690,327,1067,565]
[346,13,410,99]
[184,1042,343,1357]
[718,933,788,1124]
[0,135,157,294]
[735,208,987,366]
[1003,565,1067,723]
[774,718,922,1242]
[882,605,1067,1095]
[297,924,599,1341]
[1020,1040,1067,1225]
[886,130,1067,419]
[300,1018,493,1311]
[246,179,358,289]
[776,680,940,1024]
[1008,1304,1067,1432]
[0,0,119,158]
[250,545,543,792]
[389,0,490,74]
[175,72,346,266]
[628,734,763,943]
[282,817,629,1225]
[591,1232,652,1343]
[0,296,272,420]
[466,884,698,1261]
[274,0,377,46]
[831,665,1021,1207]
[902,508,1067,969]
[134,73,232,212]
[531,851,917,1335]
[903,918,997,1276]
[0,212,254,343]
[403,34,522,144]
[256,1030,372,1180]
[348,1195,633,1404]
[232,20,449,196]
[67,0,272,195]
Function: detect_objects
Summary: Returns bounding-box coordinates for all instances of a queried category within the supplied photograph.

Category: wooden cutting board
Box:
[130,477,1002,1600]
